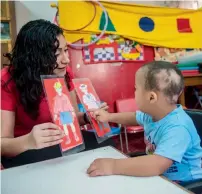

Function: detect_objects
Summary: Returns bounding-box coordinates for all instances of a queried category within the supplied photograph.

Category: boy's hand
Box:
[99,102,109,111]
[90,109,110,123]
[87,158,116,177]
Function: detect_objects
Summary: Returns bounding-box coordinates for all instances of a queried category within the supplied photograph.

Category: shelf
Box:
[0,17,10,21]
[0,39,11,44]
[1,1,16,69]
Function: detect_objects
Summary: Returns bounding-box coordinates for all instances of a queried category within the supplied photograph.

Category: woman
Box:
[1,19,114,168]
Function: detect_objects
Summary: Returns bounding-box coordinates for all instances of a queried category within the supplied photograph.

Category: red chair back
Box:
[116,98,138,113]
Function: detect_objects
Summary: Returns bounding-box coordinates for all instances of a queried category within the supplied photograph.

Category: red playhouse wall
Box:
[69,43,154,112]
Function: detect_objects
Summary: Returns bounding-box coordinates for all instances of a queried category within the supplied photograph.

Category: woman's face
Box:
[53,34,70,76]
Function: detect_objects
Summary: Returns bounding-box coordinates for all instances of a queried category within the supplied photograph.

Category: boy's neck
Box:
[151,104,177,122]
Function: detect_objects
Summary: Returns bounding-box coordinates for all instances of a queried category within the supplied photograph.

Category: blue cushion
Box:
[109,127,121,135]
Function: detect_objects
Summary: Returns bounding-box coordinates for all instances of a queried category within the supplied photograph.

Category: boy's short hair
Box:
[140,61,184,103]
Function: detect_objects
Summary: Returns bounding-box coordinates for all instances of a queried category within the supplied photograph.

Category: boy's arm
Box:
[108,112,138,126]
[114,155,173,176]
[87,126,190,177]
[87,154,173,177]
[92,109,143,126]
[113,126,191,176]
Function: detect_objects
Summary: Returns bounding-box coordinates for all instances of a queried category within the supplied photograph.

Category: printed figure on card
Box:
[73,78,111,137]
[41,77,83,152]
[79,84,98,110]
[53,81,79,144]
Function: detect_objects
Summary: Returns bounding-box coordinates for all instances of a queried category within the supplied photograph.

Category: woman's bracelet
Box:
[83,113,90,124]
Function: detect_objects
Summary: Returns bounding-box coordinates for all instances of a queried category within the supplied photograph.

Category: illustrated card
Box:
[73,78,111,137]
[42,77,83,152]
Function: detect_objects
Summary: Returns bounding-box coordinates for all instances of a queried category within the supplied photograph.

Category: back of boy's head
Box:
[140,61,184,104]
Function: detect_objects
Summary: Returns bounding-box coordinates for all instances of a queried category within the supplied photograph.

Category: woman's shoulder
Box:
[1,67,10,79]
[1,67,18,111]
[1,67,15,90]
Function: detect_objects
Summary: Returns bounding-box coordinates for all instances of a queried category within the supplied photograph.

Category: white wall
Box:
[15,1,57,32]
[199,0,202,7]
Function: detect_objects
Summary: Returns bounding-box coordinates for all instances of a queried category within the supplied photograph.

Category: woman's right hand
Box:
[27,123,65,149]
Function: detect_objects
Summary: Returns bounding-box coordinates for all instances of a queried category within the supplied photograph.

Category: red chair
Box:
[116,98,144,153]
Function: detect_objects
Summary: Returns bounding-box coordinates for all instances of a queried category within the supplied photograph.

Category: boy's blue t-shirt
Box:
[136,105,202,182]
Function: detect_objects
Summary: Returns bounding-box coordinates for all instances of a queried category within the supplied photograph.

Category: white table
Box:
[1,146,190,194]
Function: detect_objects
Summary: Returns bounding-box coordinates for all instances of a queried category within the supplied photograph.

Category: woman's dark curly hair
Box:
[3,19,71,119]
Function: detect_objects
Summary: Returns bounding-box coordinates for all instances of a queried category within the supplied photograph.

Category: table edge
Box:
[109,146,193,194]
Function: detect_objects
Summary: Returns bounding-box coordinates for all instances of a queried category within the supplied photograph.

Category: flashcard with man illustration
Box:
[73,78,111,138]
[41,76,83,153]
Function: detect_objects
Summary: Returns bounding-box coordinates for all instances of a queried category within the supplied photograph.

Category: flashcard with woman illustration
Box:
[73,78,111,138]
[41,77,83,152]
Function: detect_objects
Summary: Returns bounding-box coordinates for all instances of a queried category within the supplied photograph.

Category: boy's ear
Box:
[149,91,158,103]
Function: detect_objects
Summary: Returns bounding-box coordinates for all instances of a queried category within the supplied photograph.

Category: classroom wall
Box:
[14,1,201,112]
[15,1,161,111]
[15,1,155,112]
[67,0,199,111]
[15,1,56,32]
[69,42,154,112]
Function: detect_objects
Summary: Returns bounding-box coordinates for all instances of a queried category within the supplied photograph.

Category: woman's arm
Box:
[87,154,173,177]
[1,110,64,157]
[1,110,31,157]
